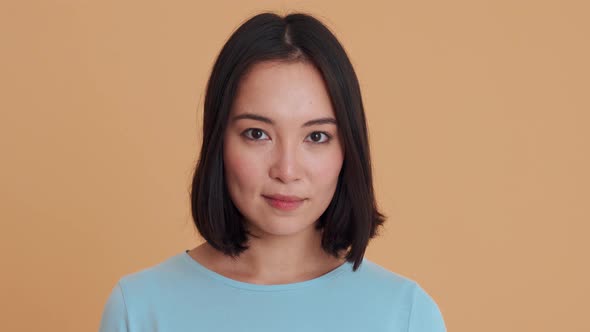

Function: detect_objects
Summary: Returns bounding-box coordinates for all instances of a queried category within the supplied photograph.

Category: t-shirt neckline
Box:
[180,249,352,292]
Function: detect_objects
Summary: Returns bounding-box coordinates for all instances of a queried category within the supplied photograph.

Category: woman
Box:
[99,12,446,332]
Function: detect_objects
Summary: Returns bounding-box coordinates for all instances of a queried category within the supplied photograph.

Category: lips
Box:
[262,194,305,202]
[262,194,306,211]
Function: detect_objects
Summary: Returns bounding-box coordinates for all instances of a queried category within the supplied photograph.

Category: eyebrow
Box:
[231,113,337,127]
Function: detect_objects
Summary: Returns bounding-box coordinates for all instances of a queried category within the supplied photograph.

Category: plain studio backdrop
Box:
[1,1,588,331]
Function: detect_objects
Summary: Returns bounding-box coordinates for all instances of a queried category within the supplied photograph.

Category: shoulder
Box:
[348,258,417,293]
[99,253,191,331]
[406,281,447,332]
[102,252,198,311]
[115,252,195,298]
[349,259,447,332]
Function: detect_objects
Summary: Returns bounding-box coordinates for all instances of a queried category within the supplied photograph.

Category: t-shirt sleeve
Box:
[407,283,447,332]
[98,282,129,332]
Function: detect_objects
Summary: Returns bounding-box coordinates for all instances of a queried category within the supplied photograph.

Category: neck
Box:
[200,226,346,285]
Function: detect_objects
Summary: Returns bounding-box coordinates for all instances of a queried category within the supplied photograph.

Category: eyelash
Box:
[241,128,333,144]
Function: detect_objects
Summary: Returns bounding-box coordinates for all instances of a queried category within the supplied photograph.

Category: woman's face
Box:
[223,60,344,239]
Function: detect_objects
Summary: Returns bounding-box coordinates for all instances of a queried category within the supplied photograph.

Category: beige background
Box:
[1,0,589,331]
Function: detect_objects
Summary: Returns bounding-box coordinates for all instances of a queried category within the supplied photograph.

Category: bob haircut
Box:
[190,12,385,271]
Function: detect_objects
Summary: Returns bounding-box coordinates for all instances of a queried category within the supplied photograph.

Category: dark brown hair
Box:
[190,12,385,271]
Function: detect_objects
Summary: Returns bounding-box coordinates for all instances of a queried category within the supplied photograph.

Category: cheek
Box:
[306,148,344,188]
[223,140,264,193]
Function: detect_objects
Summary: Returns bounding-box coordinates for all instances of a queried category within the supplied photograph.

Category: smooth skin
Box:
[188,60,347,285]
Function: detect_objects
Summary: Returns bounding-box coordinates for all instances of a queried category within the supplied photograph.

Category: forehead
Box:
[231,60,335,122]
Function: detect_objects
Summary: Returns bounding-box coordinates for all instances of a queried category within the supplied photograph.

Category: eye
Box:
[242,128,270,141]
[305,131,332,144]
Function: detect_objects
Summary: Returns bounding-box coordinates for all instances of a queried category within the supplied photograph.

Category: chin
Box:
[245,218,318,238]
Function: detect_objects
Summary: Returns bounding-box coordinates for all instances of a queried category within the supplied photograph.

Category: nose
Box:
[269,140,302,183]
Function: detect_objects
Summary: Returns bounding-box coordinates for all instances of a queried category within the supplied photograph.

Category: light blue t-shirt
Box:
[99,250,446,331]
